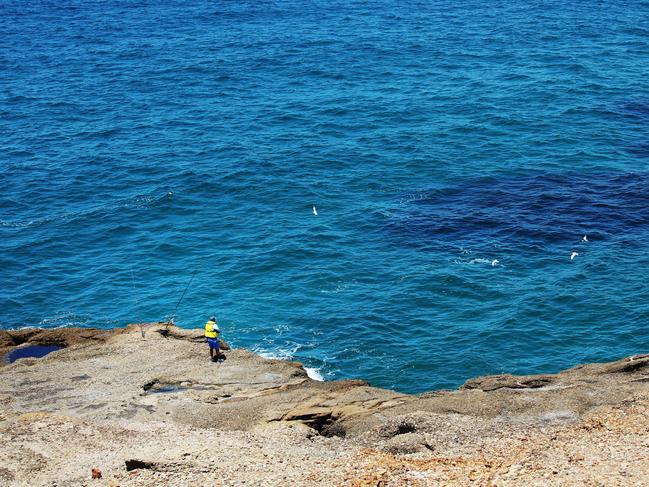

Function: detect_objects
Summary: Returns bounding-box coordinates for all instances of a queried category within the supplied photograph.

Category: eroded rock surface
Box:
[1,324,648,485]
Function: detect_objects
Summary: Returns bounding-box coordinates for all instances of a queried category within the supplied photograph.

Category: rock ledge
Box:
[1,324,648,486]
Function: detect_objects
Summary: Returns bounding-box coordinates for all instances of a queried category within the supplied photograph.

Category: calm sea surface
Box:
[2,0,649,392]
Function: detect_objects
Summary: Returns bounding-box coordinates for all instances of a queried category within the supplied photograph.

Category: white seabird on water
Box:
[491,259,499,267]
[582,235,588,242]
[570,252,579,261]
[312,205,318,216]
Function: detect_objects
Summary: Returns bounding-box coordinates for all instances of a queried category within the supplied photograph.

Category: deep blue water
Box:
[2,0,649,393]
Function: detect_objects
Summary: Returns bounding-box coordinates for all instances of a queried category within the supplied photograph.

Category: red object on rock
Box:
[91,468,102,479]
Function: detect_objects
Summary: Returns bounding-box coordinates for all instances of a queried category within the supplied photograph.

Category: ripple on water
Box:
[2,0,649,393]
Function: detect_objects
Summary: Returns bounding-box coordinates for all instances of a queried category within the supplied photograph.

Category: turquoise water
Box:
[2,0,649,392]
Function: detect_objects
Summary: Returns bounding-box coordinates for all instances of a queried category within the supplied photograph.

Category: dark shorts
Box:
[207,338,220,350]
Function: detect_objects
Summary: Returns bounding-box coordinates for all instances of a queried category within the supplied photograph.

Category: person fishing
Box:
[205,316,221,362]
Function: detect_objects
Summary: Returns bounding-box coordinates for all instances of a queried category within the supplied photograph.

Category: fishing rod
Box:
[130,264,145,339]
[166,269,198,328]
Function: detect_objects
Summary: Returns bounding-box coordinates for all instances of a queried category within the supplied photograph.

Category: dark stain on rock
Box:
[81,402,108,411]
[278,408,346,437]
[125,459,156,471]
[377,419,418,439]
[70,374,92,382]
[604,355,649,374]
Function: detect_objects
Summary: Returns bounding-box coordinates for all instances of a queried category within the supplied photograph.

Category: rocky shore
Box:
[1,324,648,486]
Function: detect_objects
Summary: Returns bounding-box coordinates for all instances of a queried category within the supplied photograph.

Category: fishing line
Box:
[130,264,145,339]
[168,269,198,326]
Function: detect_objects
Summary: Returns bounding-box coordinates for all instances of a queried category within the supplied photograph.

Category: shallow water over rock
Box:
[7,345,62,363]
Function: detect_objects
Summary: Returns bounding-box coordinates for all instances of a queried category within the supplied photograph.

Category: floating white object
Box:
[312,205,318,216]
[491,259,499,267]
[582,235,588,242]
[570,252,579,261]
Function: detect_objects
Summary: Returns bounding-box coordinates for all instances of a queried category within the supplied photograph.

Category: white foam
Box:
[13,323,71,331]
[320,280,354,294]
[252,345,324,381]
[256,350,283,360]
[304,367,324,381]
[253,344,301,361]
[453,257,503,268]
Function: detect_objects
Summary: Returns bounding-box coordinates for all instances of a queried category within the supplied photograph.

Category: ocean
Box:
[2,0,649,393]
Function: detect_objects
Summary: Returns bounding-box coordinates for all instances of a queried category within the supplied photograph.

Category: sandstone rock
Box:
[383,432,432,454]
[462,374,555,391]
[0,323,648,485]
